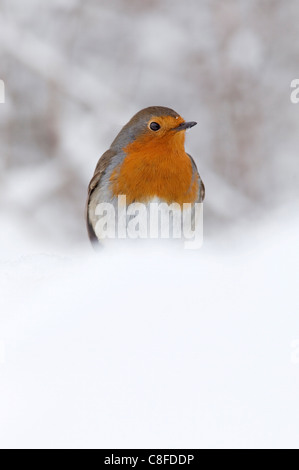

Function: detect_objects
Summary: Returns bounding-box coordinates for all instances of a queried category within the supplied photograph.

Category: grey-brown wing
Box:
[86,149,116,243]
[187,153,205,203]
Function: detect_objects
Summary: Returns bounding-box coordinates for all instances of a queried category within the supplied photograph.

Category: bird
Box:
[86,106,205,245]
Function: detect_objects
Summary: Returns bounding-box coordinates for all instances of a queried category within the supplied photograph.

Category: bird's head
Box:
[111,106,197,154]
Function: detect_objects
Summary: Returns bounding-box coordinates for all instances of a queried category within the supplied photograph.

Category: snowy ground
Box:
[0,207,298,449]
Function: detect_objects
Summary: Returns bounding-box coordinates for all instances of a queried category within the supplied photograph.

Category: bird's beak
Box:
[174,121,197,132]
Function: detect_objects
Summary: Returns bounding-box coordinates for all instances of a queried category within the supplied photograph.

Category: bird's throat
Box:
[109,133,198,205]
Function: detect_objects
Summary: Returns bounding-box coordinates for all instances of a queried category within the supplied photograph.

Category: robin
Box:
[86,106,205,244]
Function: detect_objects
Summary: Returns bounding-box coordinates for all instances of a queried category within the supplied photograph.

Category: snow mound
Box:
[0,216,298,449]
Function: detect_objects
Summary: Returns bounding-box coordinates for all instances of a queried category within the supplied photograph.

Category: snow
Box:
[0,209,298,449]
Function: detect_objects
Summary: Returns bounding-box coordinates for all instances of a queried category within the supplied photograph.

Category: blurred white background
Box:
[0,0,298,449]
[0,0,298,251]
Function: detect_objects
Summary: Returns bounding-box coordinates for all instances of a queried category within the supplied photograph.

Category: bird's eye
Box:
[149,122,161,131]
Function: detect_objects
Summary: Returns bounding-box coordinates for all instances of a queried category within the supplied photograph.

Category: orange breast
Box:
[109,132,199,205]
